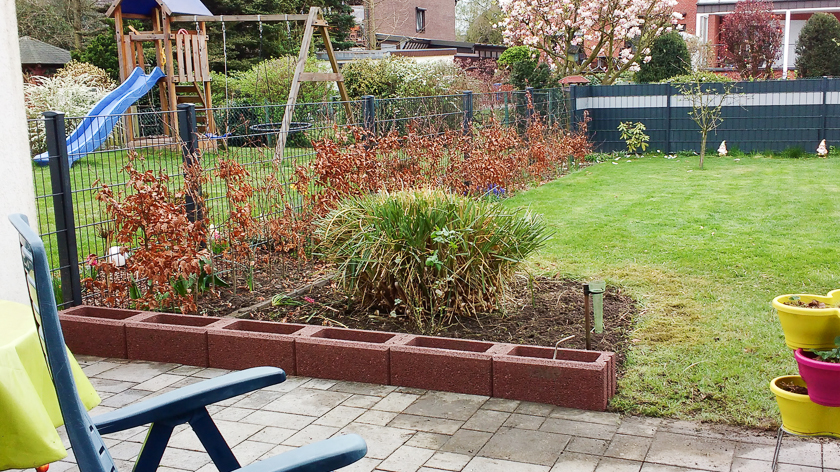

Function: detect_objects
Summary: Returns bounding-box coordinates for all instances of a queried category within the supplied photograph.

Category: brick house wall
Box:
[374,0,456,41]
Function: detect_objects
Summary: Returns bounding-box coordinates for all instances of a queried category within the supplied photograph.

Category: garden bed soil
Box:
[776,378,808,395]
[239,274,636,366]
[193,255,332,317]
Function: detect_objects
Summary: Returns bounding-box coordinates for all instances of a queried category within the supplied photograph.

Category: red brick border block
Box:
[125,313,216,367]
[294,326,397,385]
[389,335,497,396]
[58,306,141,358]
[207,319,305,374]
[492,345,615,411]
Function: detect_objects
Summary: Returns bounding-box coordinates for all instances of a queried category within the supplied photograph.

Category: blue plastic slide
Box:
[34,66,166,166]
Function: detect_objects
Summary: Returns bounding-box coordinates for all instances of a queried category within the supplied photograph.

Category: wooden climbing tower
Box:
[105,0,350,149]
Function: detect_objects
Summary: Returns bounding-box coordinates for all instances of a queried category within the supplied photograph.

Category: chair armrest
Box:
[237,434,367,472]
[93,366,286,434]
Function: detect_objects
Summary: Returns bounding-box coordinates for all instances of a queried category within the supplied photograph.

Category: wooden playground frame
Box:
[106,0,351,158]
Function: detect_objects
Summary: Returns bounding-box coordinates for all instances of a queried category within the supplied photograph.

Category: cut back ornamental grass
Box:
[314,189,551,333]
[504,153,840,428]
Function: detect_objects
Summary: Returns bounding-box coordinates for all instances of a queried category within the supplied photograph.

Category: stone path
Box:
[35,356,840,472]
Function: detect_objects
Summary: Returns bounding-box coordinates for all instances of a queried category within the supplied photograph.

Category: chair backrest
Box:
[9,214,117,472]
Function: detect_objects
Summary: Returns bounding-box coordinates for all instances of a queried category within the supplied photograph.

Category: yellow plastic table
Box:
[0,300,101,470]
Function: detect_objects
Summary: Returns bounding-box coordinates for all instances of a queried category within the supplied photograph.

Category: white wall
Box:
[0,3,39,303]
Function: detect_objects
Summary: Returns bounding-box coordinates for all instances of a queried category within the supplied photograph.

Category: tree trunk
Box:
[364,0,376,50]
[699,130,707,170]
[71,0,83,51]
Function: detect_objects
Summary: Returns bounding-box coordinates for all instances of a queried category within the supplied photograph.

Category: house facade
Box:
[695,0,840,76]
[371,0,457,42]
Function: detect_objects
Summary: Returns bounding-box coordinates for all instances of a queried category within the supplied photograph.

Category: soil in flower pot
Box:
[776,377,808,395]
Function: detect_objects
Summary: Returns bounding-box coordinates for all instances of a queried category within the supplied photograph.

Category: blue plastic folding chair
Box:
[9,213,367,472]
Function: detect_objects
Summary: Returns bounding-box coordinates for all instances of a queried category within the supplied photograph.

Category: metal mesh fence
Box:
[30,87,570,308]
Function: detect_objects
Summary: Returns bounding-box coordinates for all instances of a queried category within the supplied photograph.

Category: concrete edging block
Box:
[207,319,305,374]
[58,306,141,358]
[125,312,216,367]
[492,344,615,411]
[388,335,497,396]
[293,326,397,384]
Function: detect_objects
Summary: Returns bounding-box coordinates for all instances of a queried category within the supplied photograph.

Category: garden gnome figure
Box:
[718,141,727,156]
[817,139,828,157]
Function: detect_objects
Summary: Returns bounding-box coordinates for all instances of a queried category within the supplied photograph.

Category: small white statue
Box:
[717,141,727,157]
[107,246,127,267]
[817,139,828,158]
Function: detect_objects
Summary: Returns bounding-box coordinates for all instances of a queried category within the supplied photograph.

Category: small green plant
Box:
[315,189,550,332]
[781,146,806,159]
[813,336,840,363]
[617,122,650,154]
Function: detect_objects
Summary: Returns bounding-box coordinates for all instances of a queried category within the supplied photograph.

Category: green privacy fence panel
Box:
[572,78,840,153]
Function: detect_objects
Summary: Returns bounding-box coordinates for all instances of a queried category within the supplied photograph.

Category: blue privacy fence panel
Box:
[572,78,840,153]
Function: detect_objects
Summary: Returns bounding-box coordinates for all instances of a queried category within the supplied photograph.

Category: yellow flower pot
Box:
[770,375,840,438]
[772,290,840,350]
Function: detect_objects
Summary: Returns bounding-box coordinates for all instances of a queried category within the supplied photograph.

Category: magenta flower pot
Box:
[795,349,840,407]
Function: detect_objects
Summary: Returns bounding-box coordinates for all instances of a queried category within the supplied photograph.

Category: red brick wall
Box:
[375,0,456,41]
[674,0,697,34]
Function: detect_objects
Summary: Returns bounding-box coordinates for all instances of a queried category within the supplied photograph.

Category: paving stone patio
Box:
[32,356,840,472]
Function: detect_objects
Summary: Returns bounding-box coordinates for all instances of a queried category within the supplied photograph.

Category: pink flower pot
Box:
[795,349,840,407]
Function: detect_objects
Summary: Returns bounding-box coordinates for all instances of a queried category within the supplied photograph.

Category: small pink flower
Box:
[85,254,99,267]
[303,297,316,304]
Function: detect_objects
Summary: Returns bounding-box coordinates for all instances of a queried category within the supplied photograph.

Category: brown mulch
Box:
[240,274,636,366]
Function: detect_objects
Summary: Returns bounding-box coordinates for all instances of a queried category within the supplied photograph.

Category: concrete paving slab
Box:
[403,391,487,421]
[338,423,416,460]
[425,451,472,471]
[461,409,510,433]
[405,432,452,450]
[357,409,401,426]
[329,381,396,397]
[462,456,550,472]
[503,413,546,430]
[263,388,351,416]
[565,437,610,456]
[540,417,618,440]
[478,427,569,466]
[439,430,492,456]
[604,433,653,461]
[377,445,435,472]
[313,405,367,428]
[593,457,642,472]
[645,431,735,472]
[96,362,176,382]
[389,414,464,435]
[616,416,662,438]
[481,398,520,413]
[373,392,422,412]
[549,408,621,426]
[550,452,599,472]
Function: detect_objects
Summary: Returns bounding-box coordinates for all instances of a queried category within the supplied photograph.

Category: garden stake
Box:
[584,283,591,350]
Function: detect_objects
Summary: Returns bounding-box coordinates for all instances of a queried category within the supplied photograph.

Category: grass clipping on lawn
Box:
[314,189,550,332]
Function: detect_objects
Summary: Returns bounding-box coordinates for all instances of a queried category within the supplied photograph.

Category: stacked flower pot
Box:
[771,289,840,437]
[58,306,617,411]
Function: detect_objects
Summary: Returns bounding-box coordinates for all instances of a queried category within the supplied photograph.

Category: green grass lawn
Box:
[505,153,840,428]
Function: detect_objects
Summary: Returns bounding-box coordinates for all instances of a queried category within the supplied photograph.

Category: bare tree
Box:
[677,75,736,170]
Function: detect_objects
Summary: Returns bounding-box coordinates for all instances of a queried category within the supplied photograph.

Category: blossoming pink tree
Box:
[498,0,681,84]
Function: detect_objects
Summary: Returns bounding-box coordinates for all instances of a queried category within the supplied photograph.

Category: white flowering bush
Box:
[342,56,483,99]
[25,74,115,154]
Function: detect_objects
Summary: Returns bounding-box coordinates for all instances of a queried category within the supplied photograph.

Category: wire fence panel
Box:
[29,87,572,307]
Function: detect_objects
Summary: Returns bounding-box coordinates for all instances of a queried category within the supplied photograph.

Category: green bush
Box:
[636,32,691,83]
[211,56,334,106]
[660,71,734,83]
[497,45,536,68]
[795,13,840,78]
[315,189,550,332]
